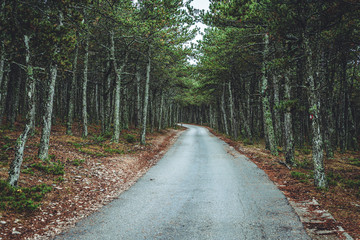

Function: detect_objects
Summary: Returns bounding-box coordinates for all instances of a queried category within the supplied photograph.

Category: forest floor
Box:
[0,123,185,240]
[207,127,360,240]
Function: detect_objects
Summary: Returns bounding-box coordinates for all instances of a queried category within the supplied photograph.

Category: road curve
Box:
[56,124,310,240]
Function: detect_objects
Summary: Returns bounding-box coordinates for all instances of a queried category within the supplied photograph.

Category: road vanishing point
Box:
[56,124,310,240]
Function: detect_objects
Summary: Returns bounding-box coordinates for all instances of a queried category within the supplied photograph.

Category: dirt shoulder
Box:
[206,126,359,240]
[0,125,184,240]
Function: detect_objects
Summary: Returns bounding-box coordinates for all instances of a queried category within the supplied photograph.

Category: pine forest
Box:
[0,0,360,239]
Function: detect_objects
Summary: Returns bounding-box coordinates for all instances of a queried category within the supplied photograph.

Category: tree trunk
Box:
[303,34,327,188]
[135,65,141,127]
[140,48,151,145]
[8,35,36,186]
[272,74,282,145]
[110,31,128,142]
[66,36,78,135]
[10,71,22,127]
[82,34,89,138]
[228,80,237,139]
[261,33,278,155]
[220,82,229,135]
[38,63,57,160]
[0,41,5,109]
[0,61,8,123]
[104,58,112,133]
[158,91,164,130]
[284,69,295,165]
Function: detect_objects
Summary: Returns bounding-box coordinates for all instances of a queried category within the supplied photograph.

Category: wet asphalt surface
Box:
[55,124,310,240]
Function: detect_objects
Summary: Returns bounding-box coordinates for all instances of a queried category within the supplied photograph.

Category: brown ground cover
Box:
[207,127,360,240]
[0,123,184,240]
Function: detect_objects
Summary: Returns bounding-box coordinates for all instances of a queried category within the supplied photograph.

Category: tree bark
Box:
[220,82,229,135]
[82,34,89,138]
[38,63,57,160]
[303,34,327,188]
[66,35,78,135]
[261,33,278,155]
[272,74,282,145]
[228,80,237,139]
[158,90,164,130]
[8,35,36,186]
[110,30,128,142]
[284,69,295,165]
[140,47,151,145]
[135,65,141,127]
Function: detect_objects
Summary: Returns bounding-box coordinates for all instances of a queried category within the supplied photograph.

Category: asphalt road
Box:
[56,124,310,240]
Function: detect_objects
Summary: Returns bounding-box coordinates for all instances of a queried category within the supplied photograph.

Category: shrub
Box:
[104,148,124,154]
[71,159,85,166]
[124,134,136,143]
[31,160,65,175]
[0,180,52,212]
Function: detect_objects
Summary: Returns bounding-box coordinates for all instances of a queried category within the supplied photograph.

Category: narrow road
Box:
[56,125,310,240]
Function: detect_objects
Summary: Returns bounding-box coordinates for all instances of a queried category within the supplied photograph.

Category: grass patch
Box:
[31,159,65,175]
[349,158,360,167]
[104,148,124,154]
[0,180,52,212]
[71,159,85,166]
[79,148,106,157]
[295,158,313,169]
[291,171,311,183]
[123,134,136,143]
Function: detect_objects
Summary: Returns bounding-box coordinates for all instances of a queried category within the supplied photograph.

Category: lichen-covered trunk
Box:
[0,61,8,122]
[10,73,22,127]
[261,33,278,156]
[339,60,348,153]
[0,41,5,106]
[82,35,89,138]
[320,51,335,158]
[228,80,237,139]
[38,63,57,160]
[110,31,128,142]
[104,57,112,133]
[220,82,229,136]
[135,66,141,127]
[158,91,164,130]
[66,36,78,135]
[141,49,151,145]
[272,74,282,145]
[8,35,36,186]
[304,34,327,188]
[284,70,295,165]
[238,99,252,140]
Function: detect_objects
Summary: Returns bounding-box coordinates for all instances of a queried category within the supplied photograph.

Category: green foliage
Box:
[124,134,136,143]
[242,138,254,146]
[300,147,312,155]
[54,176,64,183]
[0,180,52,212]
[291,171,310,183]
[91,135,106,143]
[345,179,360,189]
[79,148,106,157]
[104,148,124,154]
[295,158,313,170]
[276,99,299,111]
[326,171,343,186]
[349,158,360,167]
[31,160,65,175]
[72,142,82,149]
[21,168,35,175]
[71,158,85,166]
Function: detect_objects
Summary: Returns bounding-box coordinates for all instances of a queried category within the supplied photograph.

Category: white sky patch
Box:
[190,0,209,44]
[187,0,209,64]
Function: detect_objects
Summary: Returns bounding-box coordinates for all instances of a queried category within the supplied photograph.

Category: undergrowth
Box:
[0,180,52,212]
